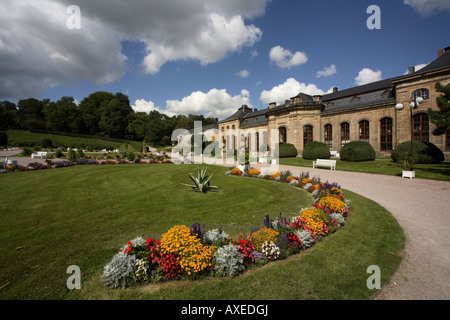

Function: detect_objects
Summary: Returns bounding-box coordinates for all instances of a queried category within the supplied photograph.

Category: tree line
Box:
[0,91,216,146]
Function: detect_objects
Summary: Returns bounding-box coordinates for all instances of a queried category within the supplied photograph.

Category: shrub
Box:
[214,244,245,277]
[0,132,8,147]
[340,141,376,162]
[278,143,298,158]
[250,227,279,252]
[41,138,53,148]
[391,141,444,164]
[302,141,330,160]
[21,147,32,157]
[205,228,229,246]
[102,252,137,289]
[230,167,242,175]
[55,149,64,158]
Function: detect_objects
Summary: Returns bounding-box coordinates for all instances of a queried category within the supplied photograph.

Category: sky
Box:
[1,0,450,120]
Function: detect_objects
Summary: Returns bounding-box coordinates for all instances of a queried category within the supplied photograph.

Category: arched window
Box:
[413,113,429,142]
[340,122,350,147]
[324,124,332,149]
[303,125,313,147]
[412,88,429,100]
[279,127,287,144]
[380,117,393,151]
[359,120,370,143]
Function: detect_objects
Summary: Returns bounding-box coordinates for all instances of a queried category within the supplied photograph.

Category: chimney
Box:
[333,87,339,93]
[438,48,444,57]
[408,66,415,74]
[254,108,258,112]
[269,102,276,109]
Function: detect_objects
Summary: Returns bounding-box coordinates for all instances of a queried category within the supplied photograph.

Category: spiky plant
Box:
[181,167,218,193]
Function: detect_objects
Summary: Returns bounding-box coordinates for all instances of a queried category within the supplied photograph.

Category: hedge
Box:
[302,141,330,160]
[340,141,376,162]
[391,141,444,164]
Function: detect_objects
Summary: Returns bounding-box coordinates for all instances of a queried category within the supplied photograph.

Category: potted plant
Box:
[397,152,417,179]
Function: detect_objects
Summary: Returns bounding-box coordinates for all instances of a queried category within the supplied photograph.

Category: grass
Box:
[0,163,405,300]
[6,130,141,152]
[0,164,312,299]
[77,189,404,300]
[279,157,450,181]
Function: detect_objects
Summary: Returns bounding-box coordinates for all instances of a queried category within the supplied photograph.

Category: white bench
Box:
[31,151,48,159]
[313,159,336,170]
[330,151,340,158]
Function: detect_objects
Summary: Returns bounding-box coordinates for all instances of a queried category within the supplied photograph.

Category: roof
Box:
[221,105,253,122]
[240,108,269,128]
[408,49,450,77]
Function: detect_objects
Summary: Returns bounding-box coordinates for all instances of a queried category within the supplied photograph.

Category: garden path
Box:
[247,162,450,300]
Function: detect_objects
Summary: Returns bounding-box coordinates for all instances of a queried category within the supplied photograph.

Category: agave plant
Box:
[181,167,218,193]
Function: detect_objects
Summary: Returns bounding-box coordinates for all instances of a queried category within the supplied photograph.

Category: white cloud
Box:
[132,99,176,117]
[404,63,428,74]
[250,50,258,60]
[165,88,252,119]
[404,0,450,16]
[259,78,330,105]
[316,64,337,78]
[0,0,269,100]
[237,70,250,78]
[269,46,308,69]
[354,68,383,86]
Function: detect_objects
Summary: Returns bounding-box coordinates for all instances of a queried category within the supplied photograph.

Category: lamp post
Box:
[395,96,424,153]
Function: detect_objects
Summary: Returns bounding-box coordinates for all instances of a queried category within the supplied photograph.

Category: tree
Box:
[0,101,18,130]
[17,98,45,130]
[428,82,450,136]
[42,97,79,133]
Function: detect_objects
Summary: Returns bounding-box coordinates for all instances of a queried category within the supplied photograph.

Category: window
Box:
[279,127,287,144]
[413,113,429,142]
[324,124,332,149]
[446,132,450,151]
[359,120,370,143]
[256,132,260,152]
[303,125,313,148]
[412,88,429,100]
[340,122,350,147]
[380,117,393,151]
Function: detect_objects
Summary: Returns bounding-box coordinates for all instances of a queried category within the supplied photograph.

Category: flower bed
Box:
[102,167,351,289]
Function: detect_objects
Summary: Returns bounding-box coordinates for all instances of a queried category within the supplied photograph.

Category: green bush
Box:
[340,141,376,162]
[278,143,298,158]
[41,138,53,148]
[0,132,7,147]
[302,141,330,160]
[391,141,444,164]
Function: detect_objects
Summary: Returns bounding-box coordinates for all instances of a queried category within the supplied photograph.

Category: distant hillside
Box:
[6,130,142,152]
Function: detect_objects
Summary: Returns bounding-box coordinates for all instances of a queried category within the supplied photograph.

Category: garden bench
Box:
[31,151,48,159]
[313,159,336,170]
[330,151,340,158]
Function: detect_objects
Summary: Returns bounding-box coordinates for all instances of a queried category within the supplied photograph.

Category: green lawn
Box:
[6,130,141,152]
[0,164,405,300]
[279,157,450,181]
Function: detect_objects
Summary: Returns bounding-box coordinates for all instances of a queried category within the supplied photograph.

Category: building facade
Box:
[217,47,450,157]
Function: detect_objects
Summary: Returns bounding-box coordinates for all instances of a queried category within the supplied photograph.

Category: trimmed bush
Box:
[391,141,444,164]
[0,131,7,147]
[278,143,298,158]
[41,138,53,148]
[340,141,376,162]
[302,141,330,160]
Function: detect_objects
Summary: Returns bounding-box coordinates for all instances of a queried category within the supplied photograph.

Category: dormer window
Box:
[351,96,360,103]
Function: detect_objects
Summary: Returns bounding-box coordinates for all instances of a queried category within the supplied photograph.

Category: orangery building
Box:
[216,46,450,157]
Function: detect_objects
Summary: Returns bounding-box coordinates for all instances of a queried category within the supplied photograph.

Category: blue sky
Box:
[1,0,449,119]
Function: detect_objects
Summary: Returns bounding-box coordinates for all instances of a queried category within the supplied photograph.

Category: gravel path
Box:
[2,149,450,299]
